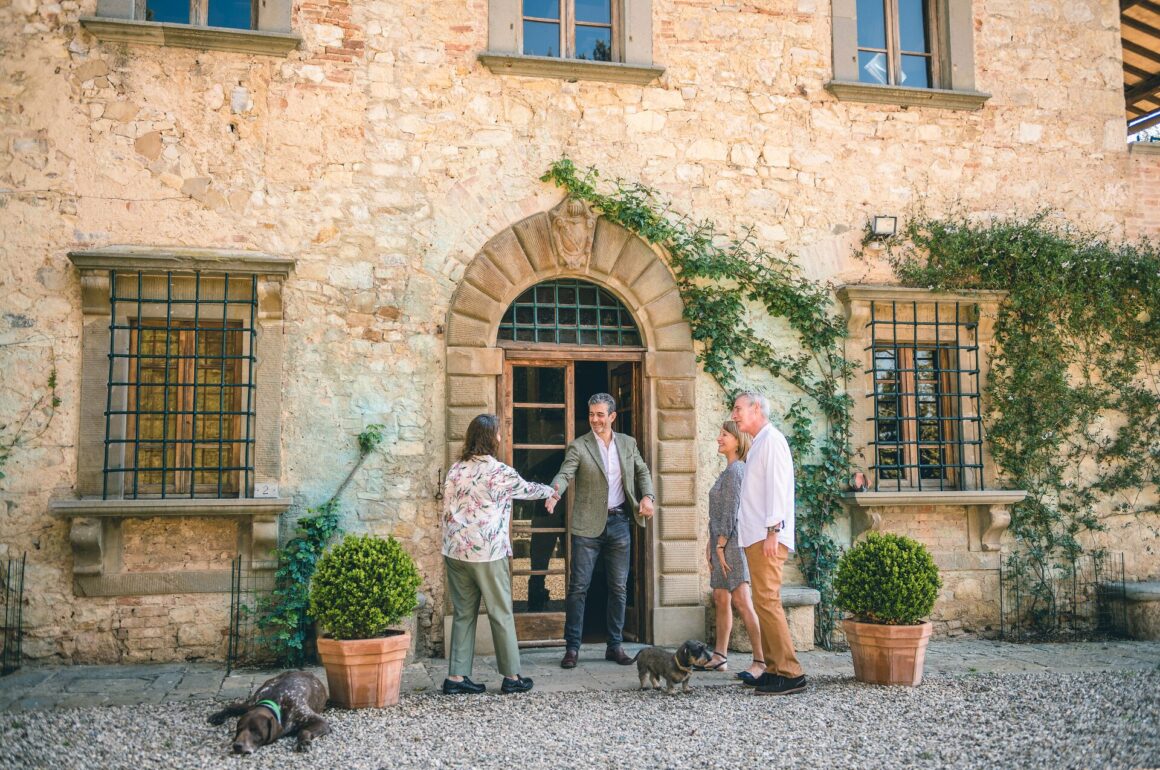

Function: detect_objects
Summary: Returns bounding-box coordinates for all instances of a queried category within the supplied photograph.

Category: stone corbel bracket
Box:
[51,497,291,596]
[978,503,1013,552]
[840,490,1027,551]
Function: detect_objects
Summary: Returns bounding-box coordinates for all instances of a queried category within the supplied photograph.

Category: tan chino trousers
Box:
[744,540,804,679]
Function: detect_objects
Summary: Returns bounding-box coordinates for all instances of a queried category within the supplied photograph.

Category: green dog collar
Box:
[256,699,282,725]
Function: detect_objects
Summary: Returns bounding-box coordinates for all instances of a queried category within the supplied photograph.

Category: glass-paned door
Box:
[505,361,574,644]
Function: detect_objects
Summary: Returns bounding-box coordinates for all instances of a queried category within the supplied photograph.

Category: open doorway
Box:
[503,354,648,646]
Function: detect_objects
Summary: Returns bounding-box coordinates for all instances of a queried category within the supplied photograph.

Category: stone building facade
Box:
[1,0,1157,663]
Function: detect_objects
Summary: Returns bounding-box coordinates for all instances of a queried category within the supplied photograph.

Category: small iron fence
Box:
[226,556,279,674]
[2,552,27,675]
[999,551,1128,642]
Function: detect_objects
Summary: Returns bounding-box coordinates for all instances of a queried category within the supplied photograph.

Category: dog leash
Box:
[256,699,282,726]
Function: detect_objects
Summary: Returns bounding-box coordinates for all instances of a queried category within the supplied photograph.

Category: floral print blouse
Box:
[441,455,554,563]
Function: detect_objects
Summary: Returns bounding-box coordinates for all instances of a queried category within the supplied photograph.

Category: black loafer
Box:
[442,676,486,695]
[500,675,534,694]
[742,672,779,688]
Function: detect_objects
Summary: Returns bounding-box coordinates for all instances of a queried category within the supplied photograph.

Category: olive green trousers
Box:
[444,555,522,678]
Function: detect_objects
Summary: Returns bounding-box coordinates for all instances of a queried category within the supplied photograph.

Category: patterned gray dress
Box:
[708,460,749,591]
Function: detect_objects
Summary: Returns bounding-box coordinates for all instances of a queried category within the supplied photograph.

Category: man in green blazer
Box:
[548,393,655,668]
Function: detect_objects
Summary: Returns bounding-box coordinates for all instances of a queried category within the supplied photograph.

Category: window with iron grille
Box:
[103,271,257,499]
[867,300,983,491]
[498,279,641,346]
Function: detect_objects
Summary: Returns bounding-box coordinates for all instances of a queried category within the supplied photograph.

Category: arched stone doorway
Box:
[444,197,704,647]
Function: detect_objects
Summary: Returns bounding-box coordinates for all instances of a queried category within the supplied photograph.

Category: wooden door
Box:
[504,360,574,644]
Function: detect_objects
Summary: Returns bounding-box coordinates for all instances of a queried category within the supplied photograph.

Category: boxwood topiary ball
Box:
[834,532,942,625]
[308,533,421,641]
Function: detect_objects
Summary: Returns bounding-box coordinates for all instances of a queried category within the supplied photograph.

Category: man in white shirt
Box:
[730,390,807,695]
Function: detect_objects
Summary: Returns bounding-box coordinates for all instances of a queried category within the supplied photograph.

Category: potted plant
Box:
[309,533,422,707]
[834,532,942,686]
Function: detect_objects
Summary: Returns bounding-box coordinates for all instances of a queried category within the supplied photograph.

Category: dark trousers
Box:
[564,512,631,651]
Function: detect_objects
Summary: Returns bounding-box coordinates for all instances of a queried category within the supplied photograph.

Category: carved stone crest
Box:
[549,197,598,269]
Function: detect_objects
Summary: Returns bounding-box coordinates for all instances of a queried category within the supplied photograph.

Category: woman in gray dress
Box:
[701,420,765,682]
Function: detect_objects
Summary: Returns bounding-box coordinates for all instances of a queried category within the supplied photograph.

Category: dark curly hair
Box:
[459,414,500,462]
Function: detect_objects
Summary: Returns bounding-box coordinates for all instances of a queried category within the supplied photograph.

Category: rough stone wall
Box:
[0,0,1153,661]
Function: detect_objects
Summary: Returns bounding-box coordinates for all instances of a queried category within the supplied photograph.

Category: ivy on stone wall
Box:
[258,423,385,665]
[884,212,1160,632]
[0,341,61,489]
[543,159,854,646]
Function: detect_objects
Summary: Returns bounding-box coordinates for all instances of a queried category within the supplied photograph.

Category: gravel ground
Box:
[1,670,1157,770]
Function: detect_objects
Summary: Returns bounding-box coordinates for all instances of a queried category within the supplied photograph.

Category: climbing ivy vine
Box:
[258,423,385,665]
[543,159,854,646]
[884,212,1160,632]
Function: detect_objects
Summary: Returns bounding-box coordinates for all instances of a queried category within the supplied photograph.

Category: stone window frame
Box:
[79,0,300,57]
[479,0,663,85]
[50,246,294,597]
[838,284,1008,492]
[837,284,1026,553]
[826,0,990,111]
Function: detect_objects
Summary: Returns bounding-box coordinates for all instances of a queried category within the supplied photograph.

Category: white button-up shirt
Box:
[737,423,795,551]
[596,434,626,509]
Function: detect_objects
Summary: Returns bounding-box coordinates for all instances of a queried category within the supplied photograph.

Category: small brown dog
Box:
[633,639,714,694]
[208,670,331,754]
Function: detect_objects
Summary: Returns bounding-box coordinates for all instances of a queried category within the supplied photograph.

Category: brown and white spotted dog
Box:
[207,671,331,754]
[633,639,714,694]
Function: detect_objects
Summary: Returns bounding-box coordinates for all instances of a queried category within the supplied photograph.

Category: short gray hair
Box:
[588,392,617,414]
[734,390,769,417]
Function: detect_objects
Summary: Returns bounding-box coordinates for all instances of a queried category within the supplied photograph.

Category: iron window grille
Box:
[498,279,641,346]
[102,271,258,499]
[867,299,983,491]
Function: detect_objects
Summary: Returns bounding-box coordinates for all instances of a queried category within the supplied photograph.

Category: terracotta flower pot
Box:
[843,618,933,686]
[316,630,411,708]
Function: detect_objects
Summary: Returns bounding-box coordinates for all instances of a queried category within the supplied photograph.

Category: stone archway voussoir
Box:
[511,214,556,274]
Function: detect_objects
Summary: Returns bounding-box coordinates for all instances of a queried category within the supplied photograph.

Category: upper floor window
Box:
[80,0,299,56]
[479,0,663,85]
[826,0,990,110]
[146,0,255,30]
[856,0,933,89]
[523,0,615,61]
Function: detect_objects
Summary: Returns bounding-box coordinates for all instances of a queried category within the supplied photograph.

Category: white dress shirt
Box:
[596,434,626,509]
[737,423,795,551]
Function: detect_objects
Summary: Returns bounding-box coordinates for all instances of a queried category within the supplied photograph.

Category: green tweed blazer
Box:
[550,431,656,538]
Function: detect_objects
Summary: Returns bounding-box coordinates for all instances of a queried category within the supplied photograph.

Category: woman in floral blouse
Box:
[441,413,555,695]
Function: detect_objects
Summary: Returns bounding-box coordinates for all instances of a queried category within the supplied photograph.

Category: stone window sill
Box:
[50,497,292,518]
[51,497,291,596]
[840,490,1027,552]
[825,80,991,111]
[1129,142,1160,156]
[841,490,1026,508]
[79,17,300,56]
[478,52,664,85]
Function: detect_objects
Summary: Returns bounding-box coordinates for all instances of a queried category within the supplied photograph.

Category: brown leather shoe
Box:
[605,646,633,665]
[561,649,579,669]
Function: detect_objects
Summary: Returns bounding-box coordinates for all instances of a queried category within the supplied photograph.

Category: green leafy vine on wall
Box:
[543,159,854,646]
[0,340,61,488]
[884,212,1160,632]
[258,423,385,665]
